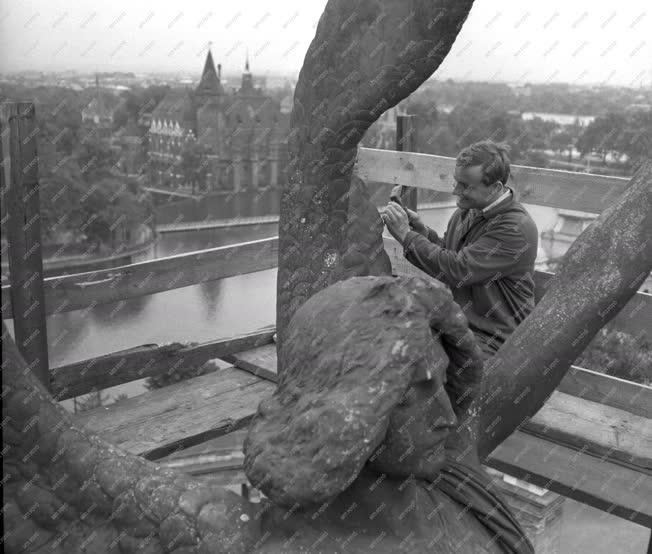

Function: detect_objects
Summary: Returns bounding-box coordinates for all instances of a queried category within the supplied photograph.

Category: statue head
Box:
[243,275,484,507]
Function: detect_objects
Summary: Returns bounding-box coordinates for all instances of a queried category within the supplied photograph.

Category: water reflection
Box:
[91,294,152,327]
[46,310,89,366]
[198,279,224,321]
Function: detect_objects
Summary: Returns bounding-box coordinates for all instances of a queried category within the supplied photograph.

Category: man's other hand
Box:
[405,208,427,236]
[380,201,410,244]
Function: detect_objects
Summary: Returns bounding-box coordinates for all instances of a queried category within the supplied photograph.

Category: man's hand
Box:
[380,201,411,244]
[405,208,427,236]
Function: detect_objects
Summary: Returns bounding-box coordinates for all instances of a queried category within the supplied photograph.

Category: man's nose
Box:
[452,183,463,196]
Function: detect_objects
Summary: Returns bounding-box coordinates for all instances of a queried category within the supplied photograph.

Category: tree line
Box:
[362,81,651,175]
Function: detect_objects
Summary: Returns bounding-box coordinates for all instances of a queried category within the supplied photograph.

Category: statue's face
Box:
[366,348,457,479]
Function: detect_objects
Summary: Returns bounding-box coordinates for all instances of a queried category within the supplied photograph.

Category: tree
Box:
[76,176,150,248]
[551,130,574,161]
[617,110,652,169]
[74,136,120,178]
[577,111,627,164]
[448,100,504,148]
[422,124,457,156]
[520,150,549,168]
[39,156,87,242]
[42,171,149,249]
[576,327,652,385]
[179,140,211,193]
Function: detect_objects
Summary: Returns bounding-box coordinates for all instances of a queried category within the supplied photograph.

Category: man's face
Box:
[453,164,499,210]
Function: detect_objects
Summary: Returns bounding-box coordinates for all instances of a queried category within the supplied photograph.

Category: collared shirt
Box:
[483,187,512,214]
[465,187,513,221]
[402,188,538,352]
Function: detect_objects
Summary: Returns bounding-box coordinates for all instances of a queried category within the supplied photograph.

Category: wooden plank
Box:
[156,431,652,526]
[178,436,652,527]
[156,430,248,462]
[1,102,50,386]
[158,451,246,477]
[222,340,652,474]
[487,431,652,527]
[354,147,629,213]
[395,115,418,211]
[50,326,275,400]
[1,236,278,318]
[75,337,649,523]
[223,344,278,382]
[191,466,247,483]
[529,391,652,469]
[73,366,275,460]
[556,366,651,419]
[222,336,651,429]
[157,215,279,233]
[533,271,650,338]
[220,340,652,473]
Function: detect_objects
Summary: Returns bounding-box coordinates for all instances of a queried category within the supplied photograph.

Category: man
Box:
[381,140,538,358]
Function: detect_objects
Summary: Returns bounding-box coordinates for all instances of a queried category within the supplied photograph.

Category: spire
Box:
[241,50,254,94]
[196,44,223,98]
[95,73,104,118]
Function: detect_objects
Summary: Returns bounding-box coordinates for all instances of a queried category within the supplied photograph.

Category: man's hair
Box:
[456,140,511,187]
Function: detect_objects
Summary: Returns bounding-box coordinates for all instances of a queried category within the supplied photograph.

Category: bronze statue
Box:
[3,0,651,552]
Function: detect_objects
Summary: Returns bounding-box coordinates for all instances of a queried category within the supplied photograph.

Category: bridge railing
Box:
[2,102,650,528]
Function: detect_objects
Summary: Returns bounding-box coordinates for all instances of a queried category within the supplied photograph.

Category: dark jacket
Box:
[402,189,538,353]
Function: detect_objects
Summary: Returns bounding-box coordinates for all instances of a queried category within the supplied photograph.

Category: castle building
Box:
[147,50,289,193]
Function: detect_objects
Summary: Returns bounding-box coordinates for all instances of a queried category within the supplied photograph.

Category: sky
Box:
[1,0,650,87]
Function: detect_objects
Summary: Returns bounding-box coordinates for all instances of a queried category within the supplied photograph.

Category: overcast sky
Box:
[1,0,650,86]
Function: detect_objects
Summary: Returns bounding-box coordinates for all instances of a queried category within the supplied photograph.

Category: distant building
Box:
[147,49,290,193]
[81,75,122,140]
[521,112,595,127]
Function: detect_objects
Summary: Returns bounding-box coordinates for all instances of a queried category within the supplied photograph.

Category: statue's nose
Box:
[438,396,458,429]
